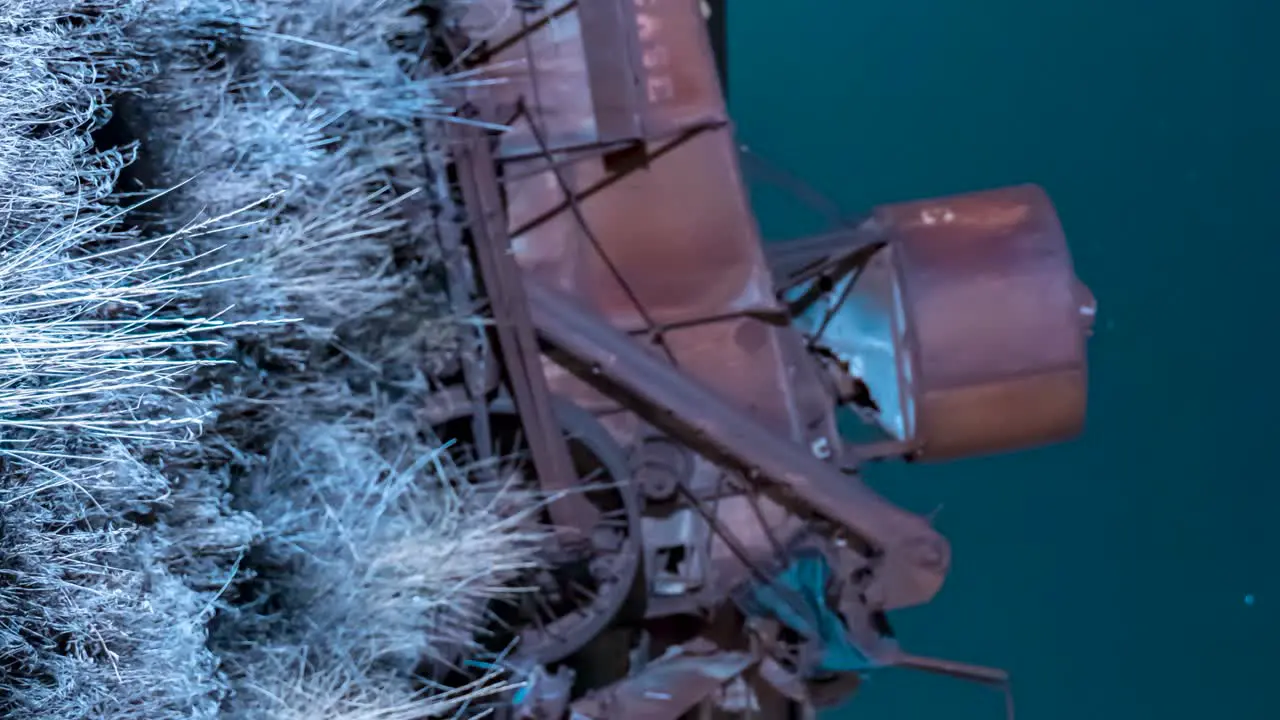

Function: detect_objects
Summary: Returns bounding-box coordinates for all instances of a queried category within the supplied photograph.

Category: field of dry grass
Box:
[0,1,533,717]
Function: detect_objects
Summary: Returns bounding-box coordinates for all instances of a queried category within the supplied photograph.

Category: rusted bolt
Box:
[632,436,691,502]
[642,472,678,502]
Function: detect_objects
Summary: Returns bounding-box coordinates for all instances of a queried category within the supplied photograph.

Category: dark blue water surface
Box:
[728,2,1278,719]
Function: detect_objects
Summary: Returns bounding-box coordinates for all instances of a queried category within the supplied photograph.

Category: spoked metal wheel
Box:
[431,395,643,666]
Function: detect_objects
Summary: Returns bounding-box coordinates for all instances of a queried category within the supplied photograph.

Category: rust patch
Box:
[877,184,1091,459]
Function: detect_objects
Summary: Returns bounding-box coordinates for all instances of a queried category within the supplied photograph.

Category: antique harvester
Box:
[421,1,1096,717]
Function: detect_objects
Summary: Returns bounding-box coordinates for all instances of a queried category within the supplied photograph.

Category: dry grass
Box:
[121,0,543,716]
[1,0,539,717]
[0,2,263,716]
[228,651,522,720]
[213,415,544,719]
[122,0,484,357]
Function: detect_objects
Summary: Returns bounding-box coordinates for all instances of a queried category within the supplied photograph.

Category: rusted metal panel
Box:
[507,127,779,329]
[659,318,811,435]
[629,0,728,138]
[463,0,728,158]
[876,184,1091,460]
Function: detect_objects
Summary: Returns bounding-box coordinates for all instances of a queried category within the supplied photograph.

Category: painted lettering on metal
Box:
[633,0,675,105]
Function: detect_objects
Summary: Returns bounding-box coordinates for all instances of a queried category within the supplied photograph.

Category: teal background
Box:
[728,2,1277,719]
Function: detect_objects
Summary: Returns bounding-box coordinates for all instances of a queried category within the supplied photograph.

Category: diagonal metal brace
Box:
[524,274,952,610]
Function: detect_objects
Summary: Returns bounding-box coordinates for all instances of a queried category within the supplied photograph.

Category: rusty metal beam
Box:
[454,125,598,537]
[524,274,951,610]
[577,0,646,143]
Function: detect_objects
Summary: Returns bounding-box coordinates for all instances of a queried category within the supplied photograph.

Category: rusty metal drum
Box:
[876,183,1091,460]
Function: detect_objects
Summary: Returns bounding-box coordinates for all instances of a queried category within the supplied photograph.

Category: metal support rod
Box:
[764,224,884,292]
[892,654,1018,720]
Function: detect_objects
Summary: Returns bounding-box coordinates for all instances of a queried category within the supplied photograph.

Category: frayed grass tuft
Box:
[2,0,536,717]
[213,415,544,719]
[0,2,263,717]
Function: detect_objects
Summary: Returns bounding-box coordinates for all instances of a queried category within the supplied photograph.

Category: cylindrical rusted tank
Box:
[874,183,1092,460]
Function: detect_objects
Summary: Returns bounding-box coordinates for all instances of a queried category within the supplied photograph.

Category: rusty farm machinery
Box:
[419,1,1097,717]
